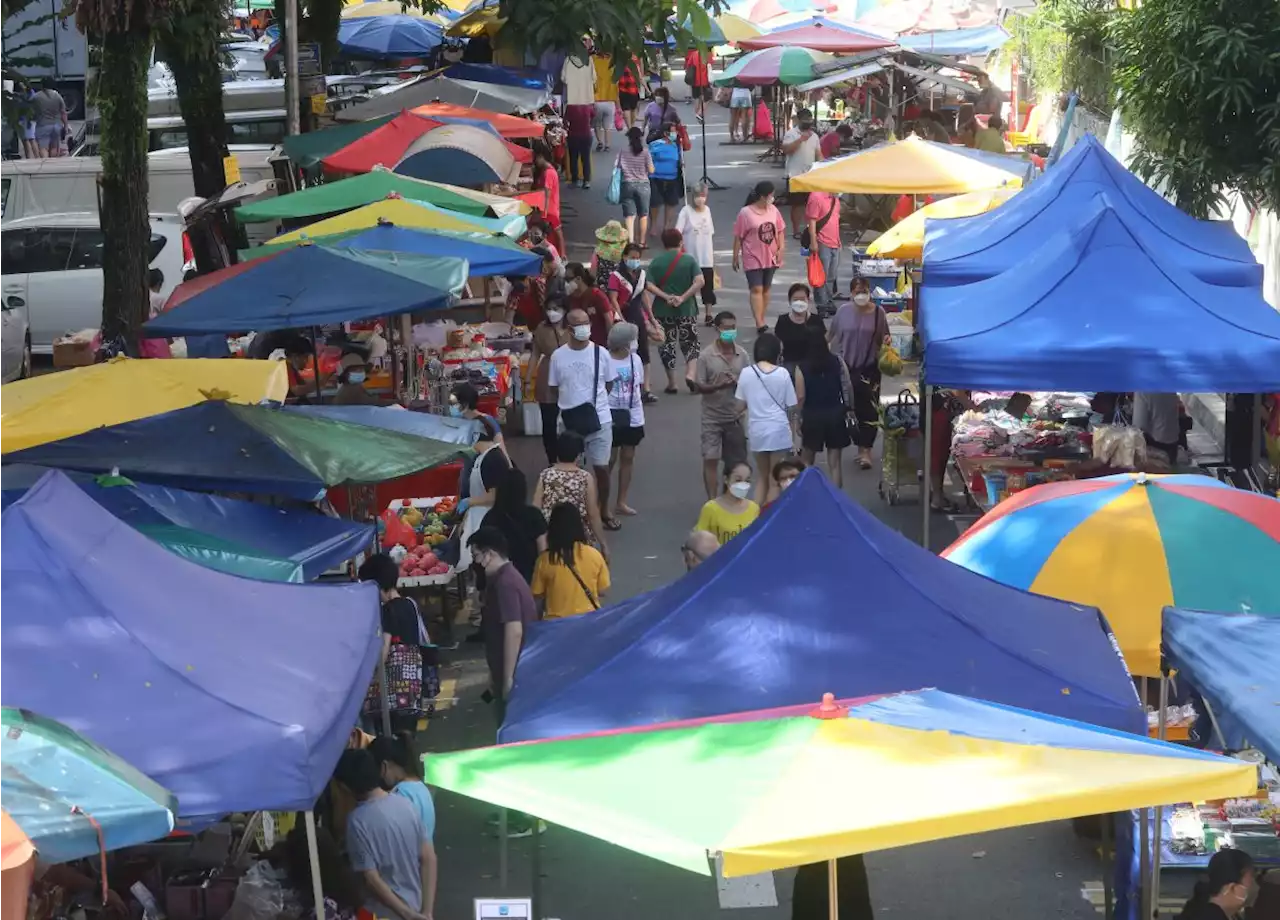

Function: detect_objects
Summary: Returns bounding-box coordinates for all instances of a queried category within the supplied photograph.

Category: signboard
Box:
[311,93,328,115]
[223,154,242,185]
[299,74,327,100]
[474,898,531,920]
[298,42,322,76]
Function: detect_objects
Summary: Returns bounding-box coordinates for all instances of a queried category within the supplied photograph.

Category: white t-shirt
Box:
[549,343,618,426]
[607,353,645,428]
[782,127,822,179]
[735,364,797,452]
[675,205,715,268]
[561,57,597,107]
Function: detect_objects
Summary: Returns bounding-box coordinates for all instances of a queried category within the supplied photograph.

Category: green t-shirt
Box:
[648,250,701,318]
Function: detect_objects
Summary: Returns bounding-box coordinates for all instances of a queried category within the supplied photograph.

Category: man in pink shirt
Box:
[805,190,841,316]
[820,124,851,160]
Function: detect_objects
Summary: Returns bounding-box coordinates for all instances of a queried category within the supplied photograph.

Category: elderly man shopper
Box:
[690,310,749,501]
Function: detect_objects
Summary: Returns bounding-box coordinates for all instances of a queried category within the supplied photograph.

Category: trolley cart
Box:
[877,390,923,506]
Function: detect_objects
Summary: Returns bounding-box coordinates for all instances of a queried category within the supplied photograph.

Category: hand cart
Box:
[877,390,923,505]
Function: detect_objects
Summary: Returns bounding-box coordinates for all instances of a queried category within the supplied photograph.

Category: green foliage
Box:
[1111,0,1280,217]
[156,0,230,199]
[1006,0,1116,115]
[2,0,61,127]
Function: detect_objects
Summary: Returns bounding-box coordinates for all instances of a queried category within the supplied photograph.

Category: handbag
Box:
[799,198,837,251]
[564,553,600,610]
[561,344,602,435]
[806,250,826,288]
[606,155,623,205]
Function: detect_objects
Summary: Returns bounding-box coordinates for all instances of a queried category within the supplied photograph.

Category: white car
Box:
[1,298,31,382]
[1,213,188,355]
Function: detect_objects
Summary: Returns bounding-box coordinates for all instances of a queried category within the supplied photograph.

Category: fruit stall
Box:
[378,495,468,644]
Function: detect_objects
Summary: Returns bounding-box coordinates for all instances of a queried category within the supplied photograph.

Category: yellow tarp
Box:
[1,357,288,453]
[790,135,1026,196]
[447,5,505,37]
[265,197,494,244]
[867,187,1019,260]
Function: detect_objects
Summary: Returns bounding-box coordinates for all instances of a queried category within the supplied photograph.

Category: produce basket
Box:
[378,496,461,586]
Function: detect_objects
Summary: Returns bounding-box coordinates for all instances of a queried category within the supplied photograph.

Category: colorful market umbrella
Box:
[446,0,503,36]
[411,102,547,139]
[264,196,522,244]
[943,474,1280,678]
[866,187,1019,259]
[321,111,531,176]
[745,0,834,23]
[235,168,529,224]
[144,246,469,336]
[713,46,835,87]
[425,689,1255,877]
[677,12,764,44]
[737,16,895,52]
[335,14,443,59]
[1,708,177,864]
[790,135,1026,195]
[341,0,452,25]
[393,123,522,185]
[0,357,287,454]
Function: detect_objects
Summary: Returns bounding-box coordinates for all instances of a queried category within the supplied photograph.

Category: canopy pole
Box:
[827,858,838,920]
[1201,697,1229,750]
[1101,813,1113,920]
[377,639,392,736]
[312,327,324,403]
[1138,677,1151,920]
[531,816,542,920]
[699,99,724,191]
[305,811,326,920]
[1151,673,1170,916]
[922,385,933,547]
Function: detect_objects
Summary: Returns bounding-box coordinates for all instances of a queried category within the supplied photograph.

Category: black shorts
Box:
[786,180,809,207]
[801,409,853,452]
[651,177,682,207]
[619,91,640,112]
[696,86,712,101]
[614,424,645,447]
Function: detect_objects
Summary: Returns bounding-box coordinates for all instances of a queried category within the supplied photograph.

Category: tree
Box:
[77,0,166,347]
[1111,0,1280,218]
[156,0,229,201]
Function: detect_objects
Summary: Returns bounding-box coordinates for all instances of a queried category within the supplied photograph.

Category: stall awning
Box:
[795,60,885,93]
[334,74,551,122]
[898,25,1011,56]
[790,135,1026,195]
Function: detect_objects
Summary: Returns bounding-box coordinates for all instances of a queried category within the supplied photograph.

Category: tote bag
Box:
[606,155,623,205]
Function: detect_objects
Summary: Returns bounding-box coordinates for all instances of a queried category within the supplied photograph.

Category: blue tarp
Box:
[331,226,542,277]
[282,405,482,445]
[442,63,554,91]
[337,15,443,59]
[143,246,466,337]
[0,465,371,581]
[1,471,382,820]
[924,135,1261,288]
[898,25,1011,56]
[500,469,1143,743]
[920,194,1280,391]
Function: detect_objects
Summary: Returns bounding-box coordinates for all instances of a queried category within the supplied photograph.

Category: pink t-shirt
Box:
[537,167,561,226]
[733,204,785,271]
[805,192,841,249]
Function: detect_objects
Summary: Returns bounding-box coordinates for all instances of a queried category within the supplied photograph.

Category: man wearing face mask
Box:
[333,353,377,405]
[691,311,750,501]
[548,308,621,530]
[781,108,824,239]
[773,282,826,369]
[467,527,537,719]
[531,297,570,464]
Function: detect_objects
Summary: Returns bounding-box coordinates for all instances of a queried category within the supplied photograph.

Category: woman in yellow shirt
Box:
[532,503,611,618]
[694,461,760,545]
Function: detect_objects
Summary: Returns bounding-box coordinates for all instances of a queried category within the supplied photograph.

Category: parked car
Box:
[1,299,31,382]
[0,213,188,355]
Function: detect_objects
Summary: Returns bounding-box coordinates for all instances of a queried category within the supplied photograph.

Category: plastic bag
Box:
[606,162,623,205]
[613,107,625,132]
[224,862,286,920]
[379,508,419,549]
[1092,424,1147,469]
[806,251,826,288]
[878,343,903,377]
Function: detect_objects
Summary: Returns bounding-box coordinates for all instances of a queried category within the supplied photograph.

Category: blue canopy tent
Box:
[442,63,554,91]
[330,225,542,277]
[143,246,468,337]
[282,404,482,445]
[923,135,1261,288]
[898,25,1011,56]
[500,469,1142,744]
[1,471,382,821]
[919,194,1280,393]
[336,15,443,59]
[0,465,372,581]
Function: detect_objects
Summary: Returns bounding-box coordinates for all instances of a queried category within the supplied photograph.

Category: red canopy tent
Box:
[322,110,531,175]
[411,103,546,140]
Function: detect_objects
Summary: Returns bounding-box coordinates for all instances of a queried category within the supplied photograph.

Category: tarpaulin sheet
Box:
[3,402,471,500]
[283,405,482,445]
[923,135,1261,288]
[898,25,1010,55]
[1,471,382,820]
[1,465,372,581]
[442,63,554,91]
[280,113,397,169]
[262,197,525,244]
[0,357,287,454]
[500,469,1143,743]
[920,194,1280,392]
[144,246,468,336]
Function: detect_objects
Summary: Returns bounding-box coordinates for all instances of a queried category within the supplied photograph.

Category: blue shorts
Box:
[619,179,651,218]
[744,267,777,290]
[35,123,61,150]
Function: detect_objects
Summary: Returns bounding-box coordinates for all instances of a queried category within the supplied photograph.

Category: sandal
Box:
[858,458,872,470]
[603,517,623,531]
[664,386,678,395]
[930,498,959,514]
[615,504,638,516]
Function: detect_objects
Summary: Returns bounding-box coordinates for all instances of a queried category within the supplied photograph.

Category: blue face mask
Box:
[449,405,464,418]
[625,258,641,270]
[346,371,366,385]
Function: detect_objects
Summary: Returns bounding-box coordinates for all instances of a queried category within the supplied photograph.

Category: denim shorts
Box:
[744,267,777,290]
[619,179,651,217]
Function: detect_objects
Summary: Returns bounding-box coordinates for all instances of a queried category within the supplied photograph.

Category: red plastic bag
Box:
[806,250,826,288]
[753,101,773,141]
[613,106,625,132]
[379,508,418,549]
[676,122,692,151]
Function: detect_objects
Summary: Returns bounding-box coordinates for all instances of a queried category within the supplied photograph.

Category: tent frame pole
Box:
[305,811,327,920]
[1101,813,1113,920]
[1201,697,1229,749]
[922,385,933,547]
[377,640,392,736]
[699,95,724,191]
[827,858,838,920]
[1151,673,1170,916]
[1139,676,1151,920]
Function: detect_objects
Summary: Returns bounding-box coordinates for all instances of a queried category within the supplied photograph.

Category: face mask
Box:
[719,329,737,343]
[448,405,464,418]
[728,481,752,500]
[546,309,564,324]
[346,371,366,385]
[529,232,544,244]
[799,120,813,131]
[779,477,796,491]
[668,131,678,141]
[572,324,592,341]
[790,300,809,314]
[625,258,641,270]
[853,292,871,306]
[566,280,580,294]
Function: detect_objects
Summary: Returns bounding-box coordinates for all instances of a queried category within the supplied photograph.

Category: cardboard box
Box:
[52,337,96,368]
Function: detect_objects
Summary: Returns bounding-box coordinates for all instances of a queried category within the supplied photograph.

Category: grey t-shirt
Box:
[696,342,748,424]
[346,793,427,917]
[33,89,66,127]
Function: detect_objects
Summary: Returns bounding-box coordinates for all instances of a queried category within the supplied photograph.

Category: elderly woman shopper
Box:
[530,297,570,464]
[605,322,646,518]
[590,220,629,288]
[828,277,890,470]
[675,182,717,326]
[606,242,659,403]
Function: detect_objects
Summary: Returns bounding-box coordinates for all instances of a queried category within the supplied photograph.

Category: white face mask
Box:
[728,481,752,499]
[853,292,871,306]
[566,280,580,295]
[545,310,564,324]
[779,477,796,490]
[572,324,592,341]
[790,300,809,314]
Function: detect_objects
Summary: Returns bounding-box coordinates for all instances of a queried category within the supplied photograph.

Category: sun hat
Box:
[595,220,629,244]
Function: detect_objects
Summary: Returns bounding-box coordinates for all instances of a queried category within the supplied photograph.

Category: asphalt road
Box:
[420,98,1137,920]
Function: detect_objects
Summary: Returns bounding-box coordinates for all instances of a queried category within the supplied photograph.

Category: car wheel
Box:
[20,334,31,380]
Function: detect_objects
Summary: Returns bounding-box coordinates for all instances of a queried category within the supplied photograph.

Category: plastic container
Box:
[983,471,1008,506]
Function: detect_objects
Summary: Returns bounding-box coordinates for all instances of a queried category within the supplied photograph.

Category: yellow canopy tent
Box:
[265,197,500,244]
[447,3,504,37]
[341,1,451,24]
[1,357,288,453]
[790,135,1027,196]
[867,187,1020,259]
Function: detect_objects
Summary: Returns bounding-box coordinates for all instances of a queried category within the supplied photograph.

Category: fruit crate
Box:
[383,496,461,587]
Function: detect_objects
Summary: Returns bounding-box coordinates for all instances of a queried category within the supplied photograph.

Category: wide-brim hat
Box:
[595,220,629,244]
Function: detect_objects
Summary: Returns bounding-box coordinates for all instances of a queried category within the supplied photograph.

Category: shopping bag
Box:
[614,107,625,132]
[878,342,903,377]
[606,162,623,205]
[676,122,692,151]
[806,250,826,288]
[753,100,774,140]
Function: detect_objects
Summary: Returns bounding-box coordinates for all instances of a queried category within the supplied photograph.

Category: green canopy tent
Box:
[279,114,398,170]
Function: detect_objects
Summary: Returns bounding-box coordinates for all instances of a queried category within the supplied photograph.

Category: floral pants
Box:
[658,315,699,370]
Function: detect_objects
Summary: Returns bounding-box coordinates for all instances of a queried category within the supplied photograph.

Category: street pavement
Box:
[421,99,1148,920]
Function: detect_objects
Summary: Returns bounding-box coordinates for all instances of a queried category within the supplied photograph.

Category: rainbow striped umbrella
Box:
[713,46,834,87]
[944,474,1280,678]
[425,689,1254,877]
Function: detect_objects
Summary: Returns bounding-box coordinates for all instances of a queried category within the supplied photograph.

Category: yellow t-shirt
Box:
[532,544,611,618]
[593,55,619,103]
[695,499,760,545]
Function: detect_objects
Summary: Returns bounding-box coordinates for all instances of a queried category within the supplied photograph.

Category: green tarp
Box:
[279,114,398,170]
[236,170,507,224]
[135,523,308,582]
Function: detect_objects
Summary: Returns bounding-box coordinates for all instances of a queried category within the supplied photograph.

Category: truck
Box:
[2,0,90,120]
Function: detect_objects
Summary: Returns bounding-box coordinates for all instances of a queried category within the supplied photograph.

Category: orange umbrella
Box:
[2,812,35,920]
[411,102,545,139]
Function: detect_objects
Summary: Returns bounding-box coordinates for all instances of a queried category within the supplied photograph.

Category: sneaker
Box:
[582,182,591,190]
[506,818,547,839]
[595,143,604,152]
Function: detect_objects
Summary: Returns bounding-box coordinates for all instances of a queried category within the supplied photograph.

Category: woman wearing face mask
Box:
[453,382,511,572]
[605,322,645,517]
[607,243,658,403]
[531,297,570,464]
[523,216,560,262]
[734,332,798,506]
[333,353,377,405]
[647,117,684,241]
[694,461,759,545]
[1176,848,1254,919]
[676,182,717,327]
[774,283,826,370]
[794,325,853,488]
[564,261,615,346]
[642,86,677,139]
[828,277,890,470]
[732,181,786,334]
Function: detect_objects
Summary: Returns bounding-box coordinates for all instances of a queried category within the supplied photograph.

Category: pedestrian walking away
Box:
[735,332,798,506]
[675,182,717,326]
[605,321,646,517]
[692,311,749,501]
[645,229,704,394]
[732,181,786,333]
[684,46,712,120]
[564,102,595,188]
[694,460,760,545]
[606,242,659,402]
[591,50,618,151]
[828,277,890,470]
[794,325,854,488]
[615,128,655,244]
[532,503,611,619]
[482,467,549,585]
[616,55,643,129]
[533,430,611,552]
